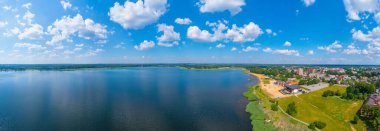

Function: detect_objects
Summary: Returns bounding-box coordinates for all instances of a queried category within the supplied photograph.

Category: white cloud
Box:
[375,12,380,24]
[156,24,180,47]
[187,26,214,42]
[343,0,380,20]
[134,40,155,50]
[265,29,272,34]
[64,50,75,55]
[317,41,342,53]
[308,50,314,55]
[108,0,167,29]
[23,11,35,24]
[187,21,263,43]
[80,49,103,57]
[175,18,192,25]
[263,48,300,56]
[22,3,32,9]
[3,6,11,11]
[242,46,258,52]
[302,0,316,7]
[343,43,368,55]
[47,14,108,45]
[75,43,84,47]
[0,21,8,27]
[197,0,246,15]
[60,0,72,10]
[283,41,292,46]
[18,24,44,40]
[216,43,225,48]
[225,22,263,42]
[14,43,46,51]
[231,47,237,51]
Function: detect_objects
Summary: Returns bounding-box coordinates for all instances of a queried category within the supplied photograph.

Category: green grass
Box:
[244,86,276,131]
[278,85,366,131]
[246,102,276,131]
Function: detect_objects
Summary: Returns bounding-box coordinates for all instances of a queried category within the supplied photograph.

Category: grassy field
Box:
[278,85,366,131]
[244,86,309,131]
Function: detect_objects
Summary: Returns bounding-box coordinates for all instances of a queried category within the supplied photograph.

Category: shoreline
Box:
[246,72,289,99]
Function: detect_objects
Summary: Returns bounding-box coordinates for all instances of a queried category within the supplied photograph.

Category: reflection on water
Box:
[0,68,257,131]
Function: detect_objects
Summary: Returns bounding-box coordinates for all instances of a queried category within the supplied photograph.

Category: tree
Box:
[351,115,359,124]
[286,102,297,116]
[313,121,326,129]
[271,103,278,111]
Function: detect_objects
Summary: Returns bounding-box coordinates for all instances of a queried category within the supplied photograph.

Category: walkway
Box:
[277,106,309,126]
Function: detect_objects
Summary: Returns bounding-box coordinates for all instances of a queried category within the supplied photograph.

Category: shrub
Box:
[286,102,297,116]
[313,121,326,129]
[335,90,341,96]
[308,123,316,130]
[351,115,359,124]
[271,103,278,111]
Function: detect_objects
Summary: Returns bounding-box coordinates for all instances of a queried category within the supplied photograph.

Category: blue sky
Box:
[0,0,380,64]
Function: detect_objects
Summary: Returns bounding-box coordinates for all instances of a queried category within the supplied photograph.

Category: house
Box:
[285,85,301,94]
[360,93,380,117]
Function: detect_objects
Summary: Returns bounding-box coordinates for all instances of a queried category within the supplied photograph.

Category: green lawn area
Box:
[278,85,366,131]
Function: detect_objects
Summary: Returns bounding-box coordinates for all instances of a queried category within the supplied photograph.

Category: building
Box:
[297,68,304,76]
[285,85,301,94]
[360,93,380,117]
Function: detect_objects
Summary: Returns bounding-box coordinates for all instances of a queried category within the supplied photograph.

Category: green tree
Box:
[286,102,297,116]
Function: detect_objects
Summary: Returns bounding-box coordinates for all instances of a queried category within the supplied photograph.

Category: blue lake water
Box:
[0,67,257,131]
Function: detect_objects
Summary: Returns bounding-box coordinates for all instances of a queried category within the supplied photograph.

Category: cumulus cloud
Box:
[216,43,225,48]
[352,27,380,55]
[60,0,72,10]
[242,46,258,52]
[108,0,167,29]
[225,22,263,42]
[175,18,192,25]
[308,50,314,55]
[80,49,103,57]
[0,21,8,27]
[47,14,108,45]
[283,41,292,46]
[187,21,263,43]
[317,41,342,53]
[134,40,155,50]
[23,11,35,24]
[187,26,215,42]
[302,0,316,7]
[343,43,368,55]
[22,3,32,9]
[263,48,300,56]
[343,0,380,20]
[14,43,46,51]
[197,0,246,15]
[18,24,44,40]
[375,12,380,24]
[231,47,237,51]
[156,24,180,47]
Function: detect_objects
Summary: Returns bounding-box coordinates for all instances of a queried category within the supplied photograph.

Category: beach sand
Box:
[248,72,290,99]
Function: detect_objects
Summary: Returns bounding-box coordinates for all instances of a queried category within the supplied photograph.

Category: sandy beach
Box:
[248,72,290,99]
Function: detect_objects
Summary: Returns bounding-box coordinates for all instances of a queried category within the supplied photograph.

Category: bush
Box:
[286,102,297,116]
[308,123,316,130]
[322,90,335,97]
[335,90,341,96]
[313,121,326,129]
[351,115,359,124]
[271,103,278,111]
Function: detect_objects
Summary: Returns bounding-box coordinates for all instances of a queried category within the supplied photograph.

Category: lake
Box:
[0,67,258,131]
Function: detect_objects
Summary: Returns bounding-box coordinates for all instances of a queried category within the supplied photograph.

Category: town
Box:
[245,65,380,130]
